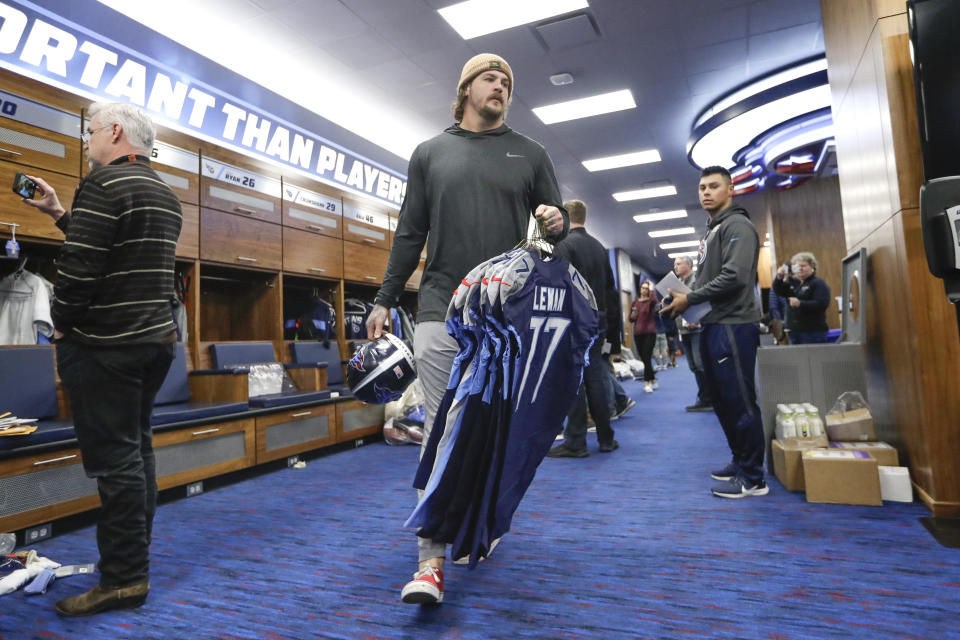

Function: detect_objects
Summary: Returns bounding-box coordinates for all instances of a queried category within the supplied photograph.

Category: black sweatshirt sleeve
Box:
[530,146,568,243]
[375,151,428,310]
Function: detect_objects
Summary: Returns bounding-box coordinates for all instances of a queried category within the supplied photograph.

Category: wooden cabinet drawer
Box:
[176,203,199,259]
[282,227,342,278]
[154,158,199,205]
[154,418,255,490]
[255,404,336,463]
[282,184,342,238]
[343,219,389,249]
[0,161,75,241]
[200,208,282,270]
[0,102,81,176]
[200,171,281,224]
[336,399,384,441]
[343,242,389,284]
[0,447,98,532]
[342,199,391,250]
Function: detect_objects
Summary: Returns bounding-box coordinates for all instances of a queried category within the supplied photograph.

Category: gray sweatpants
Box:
[414,321,458,562]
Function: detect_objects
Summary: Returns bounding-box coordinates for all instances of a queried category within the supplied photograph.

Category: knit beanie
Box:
[458,53,514,97]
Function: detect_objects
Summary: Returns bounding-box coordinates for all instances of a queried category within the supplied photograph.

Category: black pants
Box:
[634,333,656,381]
[699,323,764,484]
[563,341,614,450]
[681,332,710,405]
[57,339,175,588]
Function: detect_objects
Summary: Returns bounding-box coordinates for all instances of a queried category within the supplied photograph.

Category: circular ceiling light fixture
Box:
[686,56,834,193]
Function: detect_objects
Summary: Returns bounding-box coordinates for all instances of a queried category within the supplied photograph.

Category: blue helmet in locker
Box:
[346,332,417,405]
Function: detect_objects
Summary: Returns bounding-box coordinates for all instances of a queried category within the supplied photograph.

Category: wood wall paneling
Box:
[901,208,960,514]
[824,1,960,515]
[176,203,199,260]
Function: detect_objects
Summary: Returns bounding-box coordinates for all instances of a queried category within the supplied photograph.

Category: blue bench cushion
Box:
[0,346,59,420]
[289,342,344,386]
[210,342,277,369]
[150,400,249,426]
[154,343,191,405]
[248,390,332,408]
[0,418,75,451]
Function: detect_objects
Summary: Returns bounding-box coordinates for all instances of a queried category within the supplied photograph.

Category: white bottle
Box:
[791,403,809,437]
[804,403,824,437]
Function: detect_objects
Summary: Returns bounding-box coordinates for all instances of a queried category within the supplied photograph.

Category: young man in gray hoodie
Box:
[661,166,765,499]
[365,53,568,604]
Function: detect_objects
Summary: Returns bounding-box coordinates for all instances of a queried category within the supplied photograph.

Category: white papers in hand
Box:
[655,272,711,325]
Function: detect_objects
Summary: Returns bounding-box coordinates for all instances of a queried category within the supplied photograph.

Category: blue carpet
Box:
[2,361,957,639]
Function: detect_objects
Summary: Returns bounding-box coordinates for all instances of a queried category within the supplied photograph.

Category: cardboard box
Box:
[829,441,899,466]
[825,407,877,442]
[772,436,829,491]
[802,449,882,506]
[879,466,913,502]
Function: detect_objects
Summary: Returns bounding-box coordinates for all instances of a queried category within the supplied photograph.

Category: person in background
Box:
[660,166,766,499]
[652,303,671,372]
[21,102,182,615]
[767,270,789,344]
[772,253,831,344]
[629,281,658,393]
[673,255,711,412]
[365,53,568,605]
[547,199,619,458]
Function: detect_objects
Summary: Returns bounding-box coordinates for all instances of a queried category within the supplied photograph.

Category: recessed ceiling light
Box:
[668,250,700,258]
[583,149,661,172]
[438,0,589,40]
[659,240,700,249]
[633,209,687,223]
[613,185,677,202]
[648,227,696,238]
[533,89,636,125]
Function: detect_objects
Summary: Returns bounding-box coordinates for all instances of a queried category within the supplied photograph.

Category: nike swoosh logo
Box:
[718,357,729,364]
[506,152,525,158]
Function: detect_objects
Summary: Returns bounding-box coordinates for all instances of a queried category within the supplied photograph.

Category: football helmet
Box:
[347,332,417,404]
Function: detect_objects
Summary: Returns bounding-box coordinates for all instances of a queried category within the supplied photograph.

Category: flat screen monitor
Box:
[908,0,960,182]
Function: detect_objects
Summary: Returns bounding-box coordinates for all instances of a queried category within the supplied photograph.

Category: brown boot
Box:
[55,581,149,617]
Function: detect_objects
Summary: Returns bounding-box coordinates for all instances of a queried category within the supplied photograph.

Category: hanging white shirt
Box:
[0,269,55,345]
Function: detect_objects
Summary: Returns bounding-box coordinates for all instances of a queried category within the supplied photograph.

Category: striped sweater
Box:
[53,154,182,345]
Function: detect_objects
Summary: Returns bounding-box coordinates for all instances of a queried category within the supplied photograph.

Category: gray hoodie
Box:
[376,123,567,322]
[686,204,761,324]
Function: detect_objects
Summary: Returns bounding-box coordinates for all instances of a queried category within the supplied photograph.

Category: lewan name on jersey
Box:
[532,286,566,313]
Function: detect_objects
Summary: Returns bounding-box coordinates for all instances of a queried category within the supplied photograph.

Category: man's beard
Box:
[477,97,507,122]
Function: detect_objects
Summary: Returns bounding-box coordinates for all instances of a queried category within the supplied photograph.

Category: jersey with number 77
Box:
[490,250,598,541]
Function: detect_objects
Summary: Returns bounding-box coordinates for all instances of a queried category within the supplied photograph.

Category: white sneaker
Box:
[644,382,653,393]
[651,380,659,390]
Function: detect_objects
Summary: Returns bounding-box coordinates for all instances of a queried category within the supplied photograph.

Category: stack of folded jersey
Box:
[406,248,598,567]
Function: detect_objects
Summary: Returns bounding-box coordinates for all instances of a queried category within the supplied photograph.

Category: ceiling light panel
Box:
[438,0,590,40]
[533,90,636,125]
[583,149,661,172]
[632,209,687,223]
[613,185,677,202]
[659,240,701,249]
[648,227,696,238]
[668,251,700,258]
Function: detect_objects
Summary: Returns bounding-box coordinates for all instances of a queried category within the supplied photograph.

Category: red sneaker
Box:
[401,566,443,604]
